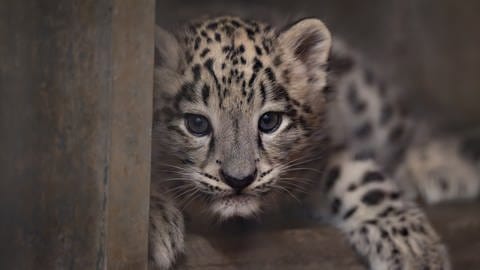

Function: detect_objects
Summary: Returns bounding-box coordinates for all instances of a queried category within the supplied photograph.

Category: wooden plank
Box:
[180,228,362,270]
[107,0,155,269]
[178,202,480,270]
[0,1,154,269]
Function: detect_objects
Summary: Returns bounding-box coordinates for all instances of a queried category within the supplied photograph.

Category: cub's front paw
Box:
[368,238,450,270]
[149,195,185,270]
[349,207,450,270]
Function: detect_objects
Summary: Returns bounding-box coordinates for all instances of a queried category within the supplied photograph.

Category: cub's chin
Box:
[210,194,261,219]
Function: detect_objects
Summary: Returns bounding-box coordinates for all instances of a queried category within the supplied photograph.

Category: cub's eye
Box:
[258,112,283,133]
[184,114,211,136]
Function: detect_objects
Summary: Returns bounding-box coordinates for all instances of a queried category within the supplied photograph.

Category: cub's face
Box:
[154,17,331,218]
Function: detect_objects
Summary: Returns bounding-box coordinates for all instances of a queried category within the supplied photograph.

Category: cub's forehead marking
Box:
[179,17,279,110]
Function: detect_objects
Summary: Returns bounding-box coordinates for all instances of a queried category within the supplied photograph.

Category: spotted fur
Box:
[150,16,479,269]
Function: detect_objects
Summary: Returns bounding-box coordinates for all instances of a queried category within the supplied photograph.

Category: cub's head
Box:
[154,16,331,219]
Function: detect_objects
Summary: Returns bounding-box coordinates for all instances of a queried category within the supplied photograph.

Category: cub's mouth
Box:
[210,193,261,219]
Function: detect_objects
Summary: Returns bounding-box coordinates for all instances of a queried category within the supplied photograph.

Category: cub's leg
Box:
[323,150,450,270]
[395,136,480,204]
[149,191,184,270]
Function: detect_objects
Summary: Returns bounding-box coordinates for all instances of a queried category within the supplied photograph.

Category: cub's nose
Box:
[220,169,257,193]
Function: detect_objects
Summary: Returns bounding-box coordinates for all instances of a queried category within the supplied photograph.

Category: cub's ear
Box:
[154,26,184,105]
[155,26,181,70]
[278,18,331,69]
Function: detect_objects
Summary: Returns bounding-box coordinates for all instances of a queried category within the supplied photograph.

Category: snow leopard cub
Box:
[151,15,479,269]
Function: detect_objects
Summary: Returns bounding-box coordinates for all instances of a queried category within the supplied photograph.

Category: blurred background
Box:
[157,0,480,130]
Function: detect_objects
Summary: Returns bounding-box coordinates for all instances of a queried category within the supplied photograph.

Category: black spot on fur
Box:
[323,85,335,100]
[222,45,232,54]
[362,171,385,184]
[354,122,372,139]
[194,37,201,50]
[380,104,394,125]
[347,83,367,113]
[264,67,276,83]
[262,39,271,54]
[204,58,219,86]
[376,243,383,254]
[255,45,263,55]
[390,192,401,200]
[247,89,254,103]
[302,104,313,114]
[185,51,193,64]
[325,166,341,192]
[260,82,267,105]
[347,184,357,192]
[248,73,257,88]
[214,32,221,42]
[273,56,282,66]
[388,124,405,142]
[231,20,241,28]
[253,57,263,72]
[201,84,210,106]
[285,105,297,117]
[282,69,291,84]
[207,22,218,30]
[223,25,235,36]
[246,28,255,40]
[192,64,201,81]
[362,189,386,205]
[343,206,358,220]
[378,206,395,218]
[200,48,210,58]
[174,82,197,109]
[331,197,342,215]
